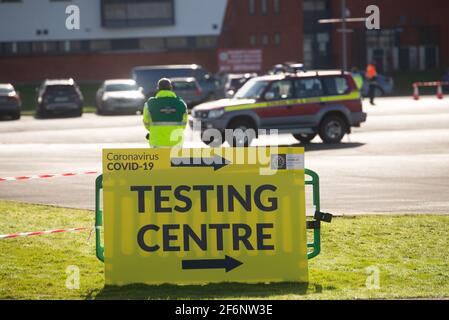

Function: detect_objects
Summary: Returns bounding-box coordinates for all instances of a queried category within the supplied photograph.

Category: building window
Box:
[17,42,31,54]
[139,38,165,52]
[101,0,175,28]
[44,41,62,53]
[274,33,281,45]
[261,34,269,46]
[273,0,280,14]
[0,42,16,55]
[303,0,326,11]
[261,0,268,15]
[31,42,46,54]
[111,38,139,51]
[67,40,87,52]
[196,36,218,49]
[90,39,111,51]
[166,37,189,50]
[248,0,255,15]
[249,34,257,46]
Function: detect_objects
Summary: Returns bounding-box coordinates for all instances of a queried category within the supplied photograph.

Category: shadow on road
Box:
[86,282,320,300]
[280,142,365,152]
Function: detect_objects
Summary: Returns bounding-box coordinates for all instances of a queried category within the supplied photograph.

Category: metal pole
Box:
[341,0,348,71]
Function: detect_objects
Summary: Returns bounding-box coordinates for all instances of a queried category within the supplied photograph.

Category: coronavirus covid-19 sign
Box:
[102,147,307,285]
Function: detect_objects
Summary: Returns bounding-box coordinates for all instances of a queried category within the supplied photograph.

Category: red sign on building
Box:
[218,49,263,72]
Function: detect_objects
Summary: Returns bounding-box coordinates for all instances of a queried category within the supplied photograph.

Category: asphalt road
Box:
[1,96,449,215]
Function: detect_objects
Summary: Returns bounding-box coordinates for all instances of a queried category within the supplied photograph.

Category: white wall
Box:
[0,0,227,42]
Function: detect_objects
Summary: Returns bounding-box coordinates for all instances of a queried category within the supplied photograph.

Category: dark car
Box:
[132,64,220,102]
[96,79,146,115]
[191,70,366,146]
[0,83,21,120]
[36,79,83,118]
[170,77,203,108]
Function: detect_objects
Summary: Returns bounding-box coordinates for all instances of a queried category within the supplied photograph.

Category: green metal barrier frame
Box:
[305,169,321,259]
[95,169,323,262]
[95,175,104,262]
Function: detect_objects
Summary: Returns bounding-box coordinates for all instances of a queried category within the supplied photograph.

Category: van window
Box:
[173,81,197,90]
[133,68,195,93]
[235,79,269,99]
[265,80,293,100]
[322,76,350,95]
[294,78,323,98]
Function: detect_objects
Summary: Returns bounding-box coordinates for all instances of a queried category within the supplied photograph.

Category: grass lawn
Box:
[0,200,448,300]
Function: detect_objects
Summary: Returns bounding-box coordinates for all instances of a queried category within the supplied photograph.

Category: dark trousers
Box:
[368,79,377,105]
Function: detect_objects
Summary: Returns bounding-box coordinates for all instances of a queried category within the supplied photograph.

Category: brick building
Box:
[332,0,449,72]
[0,0,448,83]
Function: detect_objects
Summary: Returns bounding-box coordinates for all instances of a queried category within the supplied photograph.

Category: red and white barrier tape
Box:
[413,81,449,87]
[0,171,99,182]
[0,226,100,239]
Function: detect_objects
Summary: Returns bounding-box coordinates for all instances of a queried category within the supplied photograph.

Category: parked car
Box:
[36,79,83,118]
[132,64,220,102]
[170,77,203,108]
[0,83,21,120]
[96,79,146,115]
[190,70,366,146]
[354,71,394,97]
[223,73,258,98]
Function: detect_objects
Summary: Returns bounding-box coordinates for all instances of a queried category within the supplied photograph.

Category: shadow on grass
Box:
[280,142,365,152]
[87,282,318,300]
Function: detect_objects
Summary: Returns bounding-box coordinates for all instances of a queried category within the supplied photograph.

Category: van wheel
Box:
[319,115,347,144]
[293,133,316,144]
[226,119,256,147]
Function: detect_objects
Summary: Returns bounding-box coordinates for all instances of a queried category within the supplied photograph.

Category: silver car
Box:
[96,79,146,115]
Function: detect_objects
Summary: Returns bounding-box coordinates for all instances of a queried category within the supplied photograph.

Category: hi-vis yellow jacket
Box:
[143,90,188,147]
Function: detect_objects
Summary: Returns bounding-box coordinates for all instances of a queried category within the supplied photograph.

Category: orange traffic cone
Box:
[413,84,420,100]
[437,84,444,99]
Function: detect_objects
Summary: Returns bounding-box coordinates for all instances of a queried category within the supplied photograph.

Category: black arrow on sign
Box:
[171,155,231,171]
[182,255,243,273]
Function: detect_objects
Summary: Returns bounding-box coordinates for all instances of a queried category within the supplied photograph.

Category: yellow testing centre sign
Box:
[102,147,307,285]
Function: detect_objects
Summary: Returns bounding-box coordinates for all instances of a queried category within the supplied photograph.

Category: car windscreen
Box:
[173,81,196,90]
[45,85,76,95]
[234,79,269,99]
[105,83,139,92]
[0,87,13,95]
[133,68,195,92]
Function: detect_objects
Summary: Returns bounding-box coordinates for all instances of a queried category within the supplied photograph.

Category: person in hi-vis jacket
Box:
[143,78,188,147]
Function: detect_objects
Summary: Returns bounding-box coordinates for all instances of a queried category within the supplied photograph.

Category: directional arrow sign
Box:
[182,255,243,273]
[171,155,231,171]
